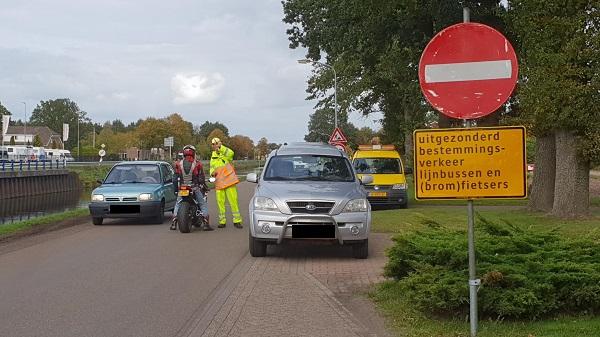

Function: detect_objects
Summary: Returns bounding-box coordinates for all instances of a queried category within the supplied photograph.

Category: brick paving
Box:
[188,233,393,337]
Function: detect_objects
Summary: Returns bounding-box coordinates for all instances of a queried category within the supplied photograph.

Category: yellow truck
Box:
[352,144,410,208]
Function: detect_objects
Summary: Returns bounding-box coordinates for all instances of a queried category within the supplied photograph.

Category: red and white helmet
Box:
[183,145,196,157]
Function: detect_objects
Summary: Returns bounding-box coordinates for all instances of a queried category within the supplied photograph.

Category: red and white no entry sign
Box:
[418,23,518,120]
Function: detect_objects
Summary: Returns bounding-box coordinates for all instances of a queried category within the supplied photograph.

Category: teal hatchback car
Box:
[89,161,177,225]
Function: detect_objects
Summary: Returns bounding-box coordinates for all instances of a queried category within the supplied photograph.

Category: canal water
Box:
[0,189,91,225]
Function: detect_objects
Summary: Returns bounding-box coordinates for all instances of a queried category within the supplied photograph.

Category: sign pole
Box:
[462,9,479,337]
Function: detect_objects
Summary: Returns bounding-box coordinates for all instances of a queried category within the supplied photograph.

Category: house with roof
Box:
[2,126,64,148]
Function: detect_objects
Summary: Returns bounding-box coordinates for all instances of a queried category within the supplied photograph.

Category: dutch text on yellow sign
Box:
[413,126,527,199]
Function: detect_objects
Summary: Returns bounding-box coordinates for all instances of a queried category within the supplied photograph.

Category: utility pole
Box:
[21,102,27,145]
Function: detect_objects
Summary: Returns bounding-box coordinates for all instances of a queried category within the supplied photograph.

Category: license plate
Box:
[178,190,190,197]
[292,225,335,239]
[369,191,387,197]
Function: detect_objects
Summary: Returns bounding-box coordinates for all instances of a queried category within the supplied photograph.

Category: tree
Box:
[304,108,337,143]
[206,128,228,146]
[135,118,170,149]
[509,0,600,217]
[96,127,137,154]
[32,135,42,147]
[110,119,127,133]
[194,121,229,142]
[29,98,90,150]
[304,107,360,148]
[228,135,254,159]
[0,101,11,116]
[256,137,269,159]
[165,113,194,149]
[283,0,505,155]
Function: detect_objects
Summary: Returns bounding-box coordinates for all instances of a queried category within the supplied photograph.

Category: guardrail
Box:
[0,160,67,172]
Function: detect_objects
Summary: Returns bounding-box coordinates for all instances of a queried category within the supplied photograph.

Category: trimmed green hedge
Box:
[384,216,600,320]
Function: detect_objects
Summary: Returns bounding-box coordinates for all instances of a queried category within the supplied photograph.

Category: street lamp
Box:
[76,110,81,160]
[21,102,27,145]
[298,59,338,129]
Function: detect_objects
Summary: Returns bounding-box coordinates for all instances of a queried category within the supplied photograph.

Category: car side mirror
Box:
[165,178,173,184]
[404,167,413,174]
[359,175,373,185]
[246,172,258,183]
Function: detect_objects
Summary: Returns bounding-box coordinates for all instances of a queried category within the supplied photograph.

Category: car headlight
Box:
[254,196,279,211]
[343,199,368,212]
[139,193,153,201]
[392,183,406,190]
[91,194,104,202]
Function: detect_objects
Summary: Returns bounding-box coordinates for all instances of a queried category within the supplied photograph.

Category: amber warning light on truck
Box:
[413,126,527,199]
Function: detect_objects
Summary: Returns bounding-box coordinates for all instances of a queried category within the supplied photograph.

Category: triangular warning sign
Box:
[328,127,348,144]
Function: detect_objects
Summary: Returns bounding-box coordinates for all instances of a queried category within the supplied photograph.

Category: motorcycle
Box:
[176,184,209,233]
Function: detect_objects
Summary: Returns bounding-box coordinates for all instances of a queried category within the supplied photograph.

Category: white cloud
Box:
[171,73,225,105]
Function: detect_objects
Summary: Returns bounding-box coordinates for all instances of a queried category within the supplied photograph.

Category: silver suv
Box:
[246,142,373,259]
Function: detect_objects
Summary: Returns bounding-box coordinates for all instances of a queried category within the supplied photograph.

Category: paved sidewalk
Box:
[185,234,392,337]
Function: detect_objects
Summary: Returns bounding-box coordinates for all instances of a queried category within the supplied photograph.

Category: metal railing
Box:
[0,160,67,172]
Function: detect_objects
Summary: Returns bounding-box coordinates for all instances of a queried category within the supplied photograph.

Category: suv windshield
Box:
[264,155,354,182]
[353,158,402,174]
[104,164,161,184]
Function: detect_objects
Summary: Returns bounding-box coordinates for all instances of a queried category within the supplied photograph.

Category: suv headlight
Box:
[392,183,406,190]
[254,196,279,212]
[139,193,153,201]
[91,194,104,202]
[343,199,368,212]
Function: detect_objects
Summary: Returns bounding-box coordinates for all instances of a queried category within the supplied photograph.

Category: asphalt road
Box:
[0,182,256,337]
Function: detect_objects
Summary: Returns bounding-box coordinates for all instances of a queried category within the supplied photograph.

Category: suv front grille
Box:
[286,201,335,214]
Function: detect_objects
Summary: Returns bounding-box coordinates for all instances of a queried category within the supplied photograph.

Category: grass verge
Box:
[370,203,600,336]
[0,208,88,238]
[371,282,600,337]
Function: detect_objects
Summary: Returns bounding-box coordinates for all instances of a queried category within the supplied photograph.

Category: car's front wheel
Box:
[152,201,165,224]
[92,217,103,226]
[249,233,267,257]
[352,239,368,259]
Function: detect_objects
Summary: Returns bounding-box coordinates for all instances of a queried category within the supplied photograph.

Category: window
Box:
[104,164,161,184]
[353,158,402,174]
[264,155,354,182]
[160,164,173,183]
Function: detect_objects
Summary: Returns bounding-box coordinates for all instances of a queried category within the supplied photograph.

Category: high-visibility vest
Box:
[214,162,239,190]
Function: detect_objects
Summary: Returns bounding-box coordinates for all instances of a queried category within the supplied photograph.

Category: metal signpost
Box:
[417,8,520,337]
[164,136,174,159]
[98,144,106,163]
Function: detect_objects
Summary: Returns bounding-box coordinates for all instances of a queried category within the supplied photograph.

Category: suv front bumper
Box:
[249,210,370,244]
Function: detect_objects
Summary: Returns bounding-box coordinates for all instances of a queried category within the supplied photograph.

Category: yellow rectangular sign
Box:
[413,126,527,199]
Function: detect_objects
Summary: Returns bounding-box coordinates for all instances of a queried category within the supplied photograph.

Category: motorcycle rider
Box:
[171,145,213,231]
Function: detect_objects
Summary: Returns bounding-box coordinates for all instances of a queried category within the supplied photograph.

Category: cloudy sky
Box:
[0,0,381,144]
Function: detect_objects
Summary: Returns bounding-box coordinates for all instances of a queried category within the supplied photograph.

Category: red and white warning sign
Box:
[418,23,518,120]
[328,127,348,145]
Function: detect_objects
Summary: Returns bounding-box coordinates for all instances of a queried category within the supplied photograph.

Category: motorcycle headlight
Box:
[343,199,368,213]
[254,196,279,212]
[91,194,104,202]
[139,193,153,201]
[392,183,406,190]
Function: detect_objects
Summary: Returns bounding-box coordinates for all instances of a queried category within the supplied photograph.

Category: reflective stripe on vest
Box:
[214,163,239,190]
[179,160,197,185]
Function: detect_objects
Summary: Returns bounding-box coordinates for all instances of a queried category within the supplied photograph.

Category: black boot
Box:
[202,215,214,231]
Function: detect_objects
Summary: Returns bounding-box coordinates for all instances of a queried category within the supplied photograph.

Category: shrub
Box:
[384,216,600,320]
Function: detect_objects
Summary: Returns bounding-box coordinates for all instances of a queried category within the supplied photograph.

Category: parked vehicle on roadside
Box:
[88,161,177,225]
[352,144,411,208]
[246,142,373,259]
